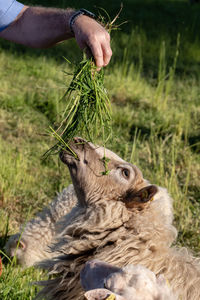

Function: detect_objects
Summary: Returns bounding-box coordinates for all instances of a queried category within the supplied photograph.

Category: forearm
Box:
[0,4,112,67]
[0,6,75,48]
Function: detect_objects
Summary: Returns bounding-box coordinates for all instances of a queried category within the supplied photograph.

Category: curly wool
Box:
[36,186,200,300]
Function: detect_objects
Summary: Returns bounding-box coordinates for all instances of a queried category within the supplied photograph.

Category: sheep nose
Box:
[73,137,87,144]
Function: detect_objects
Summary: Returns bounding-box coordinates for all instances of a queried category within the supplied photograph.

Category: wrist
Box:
[69,9,96,33]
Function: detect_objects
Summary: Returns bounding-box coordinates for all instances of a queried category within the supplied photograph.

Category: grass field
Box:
[0,0,200,298]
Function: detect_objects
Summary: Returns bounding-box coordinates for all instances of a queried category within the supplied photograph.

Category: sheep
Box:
[5,184,77,266]
[81,259,176,300]
[34,137,200,300]
[6,137,200,299]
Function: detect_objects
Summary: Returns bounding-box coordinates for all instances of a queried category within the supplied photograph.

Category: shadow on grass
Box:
[0,38,82,65]
[0,234,11,266]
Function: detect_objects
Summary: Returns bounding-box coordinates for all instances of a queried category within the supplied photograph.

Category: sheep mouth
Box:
[59,150,77,165]
[60,137,89,164]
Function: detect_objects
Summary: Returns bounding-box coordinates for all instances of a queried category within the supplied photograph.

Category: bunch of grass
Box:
[43,57,112,159]
[43,8,125,159]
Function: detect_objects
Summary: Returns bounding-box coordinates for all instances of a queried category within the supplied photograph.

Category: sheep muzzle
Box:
[59,137,88,164]
[81,259,121,291]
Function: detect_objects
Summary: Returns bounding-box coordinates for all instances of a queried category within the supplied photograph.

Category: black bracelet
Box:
[69,9,96,33]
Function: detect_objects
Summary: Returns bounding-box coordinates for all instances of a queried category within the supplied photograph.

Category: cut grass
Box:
[44,58,112,159]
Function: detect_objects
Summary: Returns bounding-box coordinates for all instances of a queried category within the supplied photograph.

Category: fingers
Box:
[72,15,112,68]
[102,41,112,66]
[88,32,112,68]
[82,37,112,69]
[87,39,104,69]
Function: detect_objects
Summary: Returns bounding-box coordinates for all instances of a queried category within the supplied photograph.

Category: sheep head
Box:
[60,138,156,207]
[81,260,177,300]
[60,138,157,209]
[5,233,27,264]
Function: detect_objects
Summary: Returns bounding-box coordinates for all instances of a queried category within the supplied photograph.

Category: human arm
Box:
[0,3,112,67]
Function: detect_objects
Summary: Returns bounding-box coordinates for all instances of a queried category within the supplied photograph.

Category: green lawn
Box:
[0,0,200,299]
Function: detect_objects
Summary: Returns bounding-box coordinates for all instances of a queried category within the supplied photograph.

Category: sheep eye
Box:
[122,168,130,179]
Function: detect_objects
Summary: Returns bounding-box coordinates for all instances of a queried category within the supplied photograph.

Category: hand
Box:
[72,15,112,68]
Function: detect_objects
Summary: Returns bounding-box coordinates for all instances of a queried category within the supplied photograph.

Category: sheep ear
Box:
[84,289,115,300]
[16,239,26,251]
[123,185,158,209]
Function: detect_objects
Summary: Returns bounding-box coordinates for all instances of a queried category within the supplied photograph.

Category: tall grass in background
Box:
[154,34,180,110]
[0,0,200,298]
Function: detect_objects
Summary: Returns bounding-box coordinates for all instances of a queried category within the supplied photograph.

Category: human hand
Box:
[72,15,112,68]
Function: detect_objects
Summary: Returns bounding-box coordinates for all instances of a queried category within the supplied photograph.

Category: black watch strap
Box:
[69,9,96,33]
